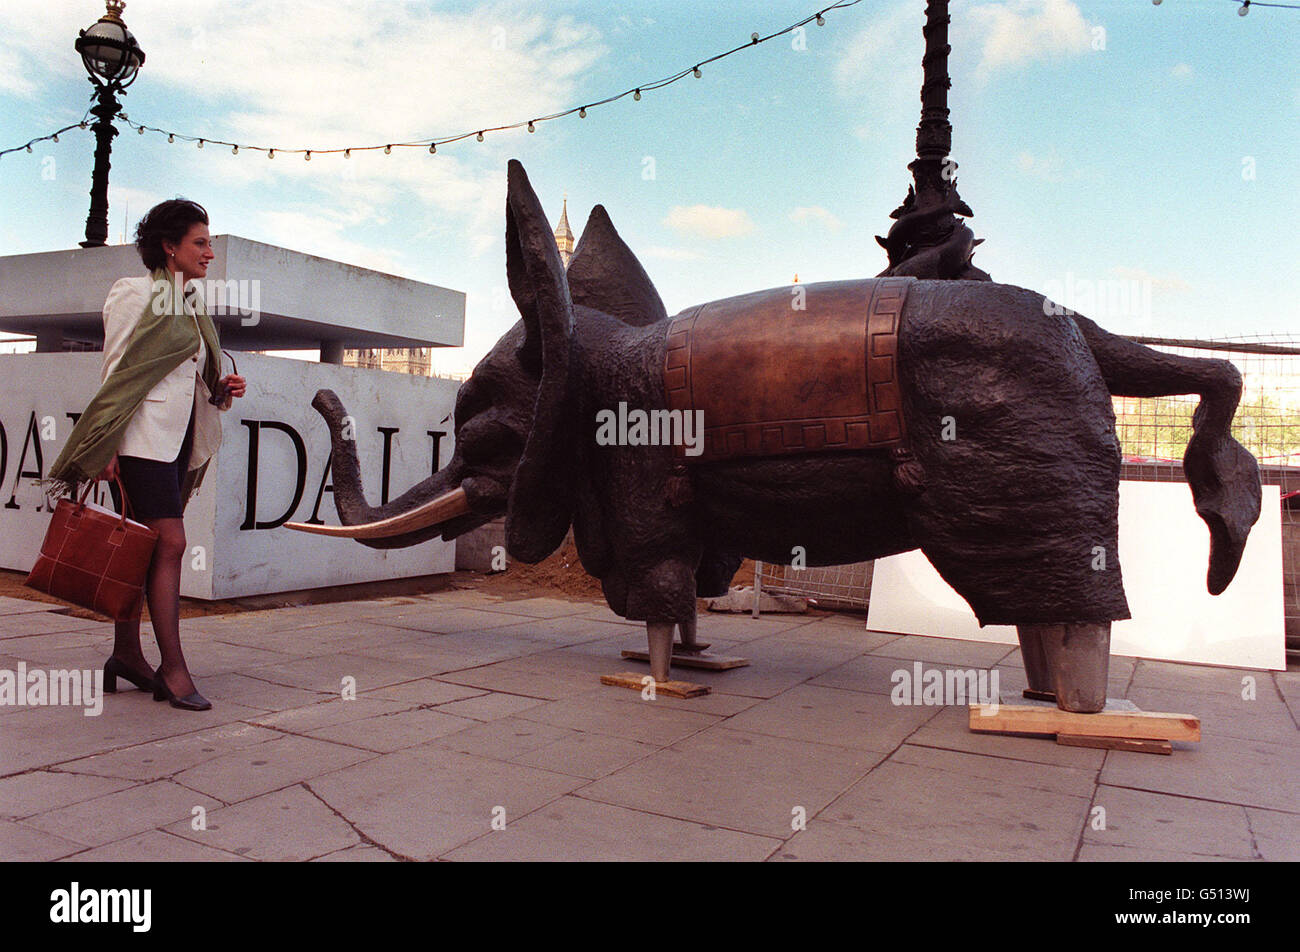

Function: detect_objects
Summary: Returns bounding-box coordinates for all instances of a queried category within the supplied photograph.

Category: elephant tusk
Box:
[284,487,471,539]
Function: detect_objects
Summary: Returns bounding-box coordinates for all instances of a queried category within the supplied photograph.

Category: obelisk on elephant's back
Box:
[877,0,990,282]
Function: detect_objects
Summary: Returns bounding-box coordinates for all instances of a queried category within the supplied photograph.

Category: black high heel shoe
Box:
[151,668,212,711]
[104,657,154,693]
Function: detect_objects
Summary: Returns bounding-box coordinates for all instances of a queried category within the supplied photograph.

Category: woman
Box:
[48,199,246,711]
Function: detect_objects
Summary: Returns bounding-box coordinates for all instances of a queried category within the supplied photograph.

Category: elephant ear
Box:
[504,159,576,563]
[566,205,667,326]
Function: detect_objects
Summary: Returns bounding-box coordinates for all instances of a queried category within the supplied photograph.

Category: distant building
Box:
[554,196,575,268]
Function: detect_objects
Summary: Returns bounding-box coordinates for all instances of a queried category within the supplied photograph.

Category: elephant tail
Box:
[1073,315,1262,595]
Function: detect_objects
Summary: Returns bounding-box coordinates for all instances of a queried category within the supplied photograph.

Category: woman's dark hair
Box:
[134,199,209,272]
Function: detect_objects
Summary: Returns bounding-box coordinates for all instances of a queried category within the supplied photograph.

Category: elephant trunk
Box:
[283,389,480,548]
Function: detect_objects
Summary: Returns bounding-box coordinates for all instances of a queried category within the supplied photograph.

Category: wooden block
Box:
[968,704,1200,742]
[599,671,711,698]
[620,649,750,671]
[1057,733,1173,755]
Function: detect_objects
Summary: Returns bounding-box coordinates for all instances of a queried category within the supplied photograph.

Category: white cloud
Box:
[789,206,844,232]
[970,0,1094,74]
[643,245,704,261]
[663,205,755,239]
[1172,63,1194,81]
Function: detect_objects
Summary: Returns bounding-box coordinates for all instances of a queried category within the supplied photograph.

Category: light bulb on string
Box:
[751,33,759,43]
[305,151,311,161]
[633,89,641,101]
[232,145,238,154]
[137,126,144,134]
[579,107,587,118]
[344,149,351,158]
[476,132,484,142]
[428,143,436,154]
[268,149,275,159]
[527,121,535,132]
[816,14,825,25]
[1239,1,1249,14]
[167,134,174,143]
[693,66,702,78]
[52,134,59,143]
[197,139,204,149]
[25,144,32,152]
[384,145,391,154]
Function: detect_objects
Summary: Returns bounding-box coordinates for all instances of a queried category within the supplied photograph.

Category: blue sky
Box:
[1,0,1297,374]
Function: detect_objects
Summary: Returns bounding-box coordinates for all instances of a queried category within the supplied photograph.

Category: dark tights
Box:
[110,517,197,697]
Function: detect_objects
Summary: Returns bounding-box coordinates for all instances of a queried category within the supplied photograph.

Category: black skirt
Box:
[110,408,196,522]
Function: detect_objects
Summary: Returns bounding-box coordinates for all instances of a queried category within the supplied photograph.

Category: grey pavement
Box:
[0,591,1296,861]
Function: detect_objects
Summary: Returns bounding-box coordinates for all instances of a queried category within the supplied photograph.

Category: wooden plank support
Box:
[968,704,1200,743]
[599,671,711,698]
[1057,733,1173,755]
[620,648,750,671]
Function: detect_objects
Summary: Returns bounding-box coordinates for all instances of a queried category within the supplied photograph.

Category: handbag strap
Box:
[75,474,135,526]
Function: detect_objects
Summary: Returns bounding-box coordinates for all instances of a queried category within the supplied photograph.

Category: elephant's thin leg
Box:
[647,622,675,682]
[1039,622,1112,714]
[675,610,702,653]
[1015,624,1054,696]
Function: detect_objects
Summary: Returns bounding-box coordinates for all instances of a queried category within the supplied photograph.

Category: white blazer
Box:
[101,276,224,469]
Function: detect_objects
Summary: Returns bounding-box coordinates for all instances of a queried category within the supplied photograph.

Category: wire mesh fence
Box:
[756,334,1300,659]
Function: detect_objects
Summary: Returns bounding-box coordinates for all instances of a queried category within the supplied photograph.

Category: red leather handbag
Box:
[25,477,158,621]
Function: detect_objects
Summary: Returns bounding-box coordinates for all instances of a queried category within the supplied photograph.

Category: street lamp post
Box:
[877,0,988,281]
[75,0,144,249]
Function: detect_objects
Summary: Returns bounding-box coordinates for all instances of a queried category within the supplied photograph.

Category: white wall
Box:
[1,352,460,599]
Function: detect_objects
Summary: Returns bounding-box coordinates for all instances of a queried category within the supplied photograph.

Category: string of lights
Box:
[3,0,864,162]
[4,0,1296,162]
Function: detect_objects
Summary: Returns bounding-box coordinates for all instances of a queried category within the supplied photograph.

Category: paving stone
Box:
[1083,784,1256,858]
[776,621,902,652]
[433,717,579,762]
[433,692,546,721]
[512,731,660,780]
[175,672,327,712]
[0,596,72,616]
[244,652,440,694]
[904,704,1107,769]
[0,769,135,819]
[307,707,478,753]
[819,752,1092,861]
[184,641,298,677]
[443,795,781,861]
[57,828,253,862]
[438,651,632,701]
[470,597,595,619]
[723,684,938,752]
[868,634,1017,668]
[362,679,487,708]
[54,722,282,782]
[1245,807,1300,861]
[0,629,113,655]
[595,684,760,718]
[368,606,549,636]
[516,690,722,746]
[0,702,230,775]
[579,727,883,838]
[306,746,582,860]
[311,844,397,862]
[891,744,1099,798]
[1099,731,1300,813]
[668,639,874,699]
[246,696,421,734]
[0,612,109,638]
[166,785,359,861]
[774,819,1035,862]
[0,818,90,860]
[172,734,376,803]
[1076,842,1247,862]
[1129,660,1272,698]
[811,653,1000,698]
[1126,685,1297,744]
[24,779,223,848]
[354,630,550,669]
[691,613,821,645]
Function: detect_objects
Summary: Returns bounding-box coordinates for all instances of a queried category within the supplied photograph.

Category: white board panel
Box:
[866,481,1285,670]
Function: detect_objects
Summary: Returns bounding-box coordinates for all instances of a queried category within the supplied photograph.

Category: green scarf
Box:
[47,269,223,504]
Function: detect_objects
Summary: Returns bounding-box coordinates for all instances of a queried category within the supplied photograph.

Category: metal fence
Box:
[756,335,1300,660]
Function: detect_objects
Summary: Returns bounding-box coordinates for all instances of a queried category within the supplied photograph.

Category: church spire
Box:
[553,195,575,268]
